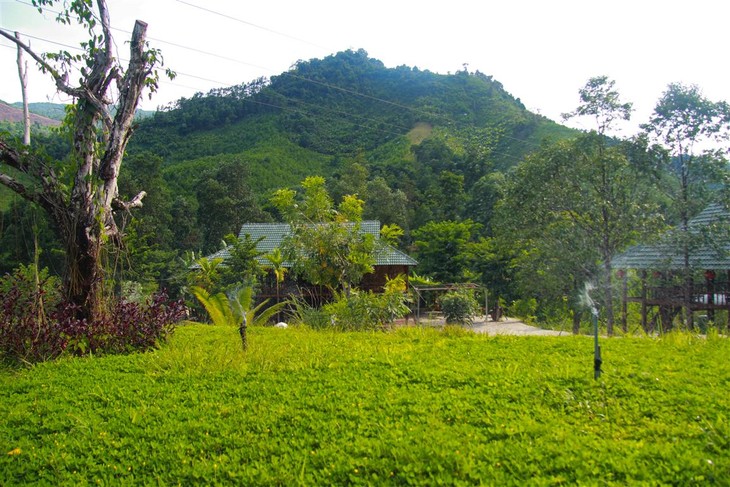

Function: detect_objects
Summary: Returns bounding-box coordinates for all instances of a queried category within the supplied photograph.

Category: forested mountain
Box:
[132,49,570,171]
[0,101,154,125]
[121,50,573,250]
[0,102,61,126]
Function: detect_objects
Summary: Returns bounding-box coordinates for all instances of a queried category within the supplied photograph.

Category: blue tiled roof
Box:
[612,204,730,269]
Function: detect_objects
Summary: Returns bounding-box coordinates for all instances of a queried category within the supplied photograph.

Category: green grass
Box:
[2,325,729,485]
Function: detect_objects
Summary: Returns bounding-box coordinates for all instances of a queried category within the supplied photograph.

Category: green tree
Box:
[218,233,264,291]
[0,197,63,275]
[465,172,505,235]
[499,76,660,334]
[562,75,632,135]
[118,152,176,289]
[499,134,658,334]
[265,248,288,321]
[641,83,730,327]
[197,161,269,252]
[437,171,467,221]
[364,177,410,231]
[188,257,224,293]
[0,0,171,321]
[330,158,368,203]
[271,176,376,295]
[412,220,480,283]
[170,195,202,251]
[493,204,598,332]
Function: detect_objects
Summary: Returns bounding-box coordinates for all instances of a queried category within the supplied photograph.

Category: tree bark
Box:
[572,308,582,335]
[0,7,154,322]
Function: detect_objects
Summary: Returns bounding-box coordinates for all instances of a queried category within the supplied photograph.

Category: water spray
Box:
[581,283,603,380]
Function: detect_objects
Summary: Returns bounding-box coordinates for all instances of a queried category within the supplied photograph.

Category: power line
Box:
[157,1,552,151]
[6,0,543,146]
[174,0,331,52]
[2,27,407,130]
[2,33,531,167]
[2,6,547,161]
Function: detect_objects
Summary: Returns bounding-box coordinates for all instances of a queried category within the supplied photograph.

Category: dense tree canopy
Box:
[641,83,730,326]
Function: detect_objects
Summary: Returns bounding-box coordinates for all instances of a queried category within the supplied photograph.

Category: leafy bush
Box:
[0,269,187,364]
[287,296,331,329]
[191,285,286,350]
[322,289,410,331]
[0,264,62,310]
[289,284,411,331]
[67,291,188,355]
[510,297,538,324]
[439,288,479,325]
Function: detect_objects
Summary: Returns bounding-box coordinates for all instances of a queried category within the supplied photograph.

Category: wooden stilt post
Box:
[619,269,628,333]
[640,270,648,332]
[706,270,716,323]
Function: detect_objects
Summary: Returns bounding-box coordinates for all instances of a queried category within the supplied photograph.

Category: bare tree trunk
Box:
[15,32,30,146]
[0,12,154,323]
[572,308,582,335]
[603,257,615,336]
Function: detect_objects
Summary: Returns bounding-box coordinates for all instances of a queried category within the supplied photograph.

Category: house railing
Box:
[644,282,730,308]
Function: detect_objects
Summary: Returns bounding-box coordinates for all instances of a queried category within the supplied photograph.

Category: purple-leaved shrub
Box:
[0,268,187,364]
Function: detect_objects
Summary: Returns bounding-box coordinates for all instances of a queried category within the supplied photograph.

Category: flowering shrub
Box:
[0,267,187,364]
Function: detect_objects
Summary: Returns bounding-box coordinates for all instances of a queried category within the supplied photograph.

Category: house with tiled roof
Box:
[612,203,730,330]
[613,204,730,270]
[205,221,417,300]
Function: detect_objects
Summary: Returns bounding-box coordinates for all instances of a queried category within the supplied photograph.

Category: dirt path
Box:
[411,315,568,336]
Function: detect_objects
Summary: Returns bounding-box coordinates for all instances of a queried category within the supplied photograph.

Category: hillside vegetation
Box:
[0,102,61,127]
[132,49,570,170]
[117,49,573,254]
[2,49,578,276]
[2,325,728,485]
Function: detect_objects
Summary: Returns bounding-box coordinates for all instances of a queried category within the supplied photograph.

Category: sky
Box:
[1,0,729,136]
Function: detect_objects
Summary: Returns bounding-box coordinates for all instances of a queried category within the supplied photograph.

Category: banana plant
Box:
[190,285,287,350]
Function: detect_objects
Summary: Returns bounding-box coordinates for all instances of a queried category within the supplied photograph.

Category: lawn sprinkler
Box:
[591,306,602,380]
[580,283,602,380]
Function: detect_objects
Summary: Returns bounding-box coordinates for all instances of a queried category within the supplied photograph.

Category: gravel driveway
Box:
[467,317,567,336]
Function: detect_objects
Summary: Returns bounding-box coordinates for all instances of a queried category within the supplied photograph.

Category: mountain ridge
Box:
[0,102,61,127]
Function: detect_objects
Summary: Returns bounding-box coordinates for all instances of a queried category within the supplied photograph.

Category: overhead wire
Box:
[7,0,537,143]
[161,0,553,153]
[3,0,551,163]
[174,0,331,52]
[2,26,414,138]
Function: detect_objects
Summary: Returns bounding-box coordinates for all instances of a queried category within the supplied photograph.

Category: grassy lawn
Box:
[2,324,729,485]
